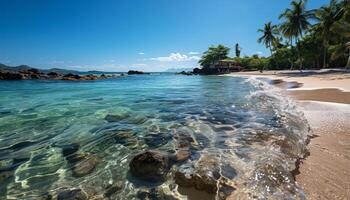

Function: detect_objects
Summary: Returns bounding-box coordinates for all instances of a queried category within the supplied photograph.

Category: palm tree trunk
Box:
[347,54,350,68]
[290,37,294,70]
[296,38,303,71]
[323,41,327,69]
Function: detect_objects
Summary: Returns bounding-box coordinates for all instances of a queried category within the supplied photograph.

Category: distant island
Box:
[0,64,121,80]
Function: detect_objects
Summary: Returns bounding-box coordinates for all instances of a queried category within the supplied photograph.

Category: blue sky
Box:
[0,0,329,72]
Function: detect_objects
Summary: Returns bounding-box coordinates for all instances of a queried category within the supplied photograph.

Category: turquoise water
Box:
[0,74,309,199]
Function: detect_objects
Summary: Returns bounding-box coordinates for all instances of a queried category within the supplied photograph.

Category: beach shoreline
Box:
[226,70,350,199]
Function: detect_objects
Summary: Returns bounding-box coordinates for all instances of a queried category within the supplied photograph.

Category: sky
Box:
[0,0,330,72]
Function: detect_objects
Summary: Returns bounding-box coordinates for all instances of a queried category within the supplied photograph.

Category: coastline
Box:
[225,70,350,199]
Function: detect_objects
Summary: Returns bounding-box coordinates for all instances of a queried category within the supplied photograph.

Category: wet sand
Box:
[226,69,350,199]
[295,101,350,200]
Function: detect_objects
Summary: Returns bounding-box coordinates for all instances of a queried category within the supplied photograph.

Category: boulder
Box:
[129,151,169,182]
[72,154,101,177]
[174,154,235,196]
[174,170,218,194]
[104,181,123,198]
[61,143,80,157]
[57,189,88,200]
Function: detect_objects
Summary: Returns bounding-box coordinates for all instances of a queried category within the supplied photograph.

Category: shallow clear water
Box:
[0,74,309,200]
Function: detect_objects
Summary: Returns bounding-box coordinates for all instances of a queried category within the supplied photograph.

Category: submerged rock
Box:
[72,154,101,177]
[174,170,218,194]
[61,143,80,157]
[174,155,235,197]
[57,188,88,200]
[172,149,191,162]
[104,113,129,122]
[136,188,179,200]
[104,181,123,198]
[144,132,171,148]
[129,150,169,182]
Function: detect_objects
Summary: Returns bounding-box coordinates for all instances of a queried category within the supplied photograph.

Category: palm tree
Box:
[330,0,350,68]
[258,22,279,56]
[315,0,340,68]
[279,0,315,70]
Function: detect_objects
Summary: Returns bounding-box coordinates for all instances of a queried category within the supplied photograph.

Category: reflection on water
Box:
[0,74,309,199]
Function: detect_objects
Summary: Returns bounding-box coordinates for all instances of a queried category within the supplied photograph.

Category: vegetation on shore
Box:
[198,0,350,72]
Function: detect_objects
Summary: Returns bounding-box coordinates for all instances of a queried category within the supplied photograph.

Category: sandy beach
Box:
[226,69,350,199]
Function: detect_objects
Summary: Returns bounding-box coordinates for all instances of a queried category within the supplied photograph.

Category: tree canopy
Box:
[198,45,230,68]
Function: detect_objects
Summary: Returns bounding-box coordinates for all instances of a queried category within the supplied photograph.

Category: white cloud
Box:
[188,52,199,55]
[256,51,263,55]
[139,52,145,55]
[150,53,200,62]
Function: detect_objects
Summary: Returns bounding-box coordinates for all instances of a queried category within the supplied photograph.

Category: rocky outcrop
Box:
[176,71,194,76]
[72,154,101,177]
[127,70,150,75]
[0,66,121,81]
[129,151,170,182]
[174,154,236,198]
[0,71,23,80]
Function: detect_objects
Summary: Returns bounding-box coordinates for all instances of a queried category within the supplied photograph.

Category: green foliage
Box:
[226,56,269,71]
[199,45,230,68]
[258,22,279,55]
[256,0,350,69]
[200,0,350,71]
[235,43,241,58]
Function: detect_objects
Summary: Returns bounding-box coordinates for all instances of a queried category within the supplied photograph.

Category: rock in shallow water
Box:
[57,188,88,200]
[72,154,101,178]
[104,181,123,198]
[174,154,235,197]
[129,150,169,182]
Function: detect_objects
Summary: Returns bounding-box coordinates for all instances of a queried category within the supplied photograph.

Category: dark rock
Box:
[144,133,171,148]
[176,71,193,76]
[30,73,40,79]
[27,68,40,74]
[218,182,236,200]
[61,143,80,157]
[128,70,149,75]
[129,151,169,182]
[62,73,81,80]
[72,154,101,177]
[47,72,60,77]
[174,171,218,194]
[104,113,129,122]
[0,71,23,80]
[174,130,195,149]
[136,188,179,200]
[104,181,123,197]
[57,189,88,200]
[270,79,284,85]
[174,155,234,194]
[38,193,53,200]
[0,171,14,182]
[112,131,137,147]
[193,68,201,74]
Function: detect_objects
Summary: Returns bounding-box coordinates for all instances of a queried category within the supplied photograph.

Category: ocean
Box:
[0,74,310,199]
